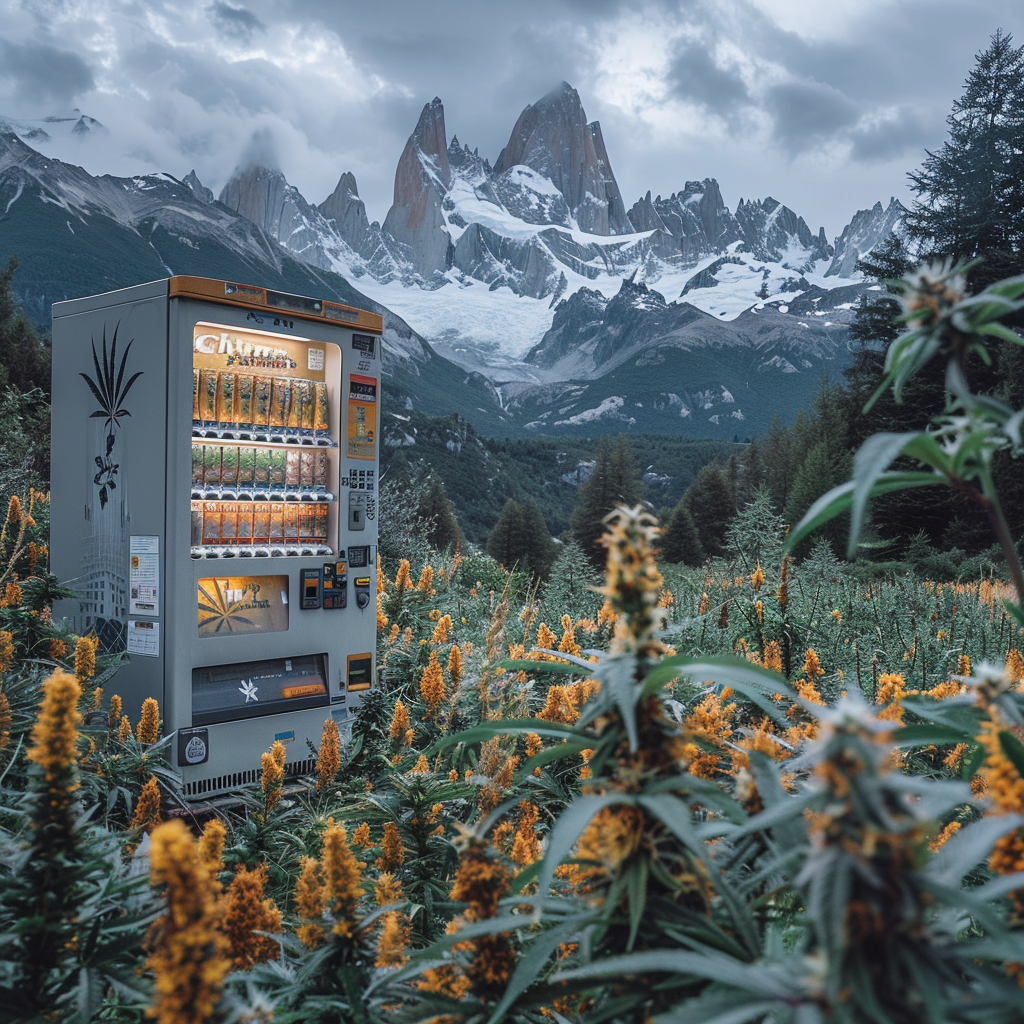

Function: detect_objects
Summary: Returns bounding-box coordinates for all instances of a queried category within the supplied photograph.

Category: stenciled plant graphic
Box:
[79,323,143,508]
[198,578,257,635]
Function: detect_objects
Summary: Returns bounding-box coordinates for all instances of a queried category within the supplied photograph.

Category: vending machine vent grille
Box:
[182,757,315,797]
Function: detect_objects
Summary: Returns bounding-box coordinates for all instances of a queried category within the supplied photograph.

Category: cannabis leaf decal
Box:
[198,579,257,635]
[79,323,143,456]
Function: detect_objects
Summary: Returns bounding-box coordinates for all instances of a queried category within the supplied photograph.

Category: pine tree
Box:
[541,540,603,623]
[661,499,705,566]
[906,30,1024,289]
[486,498,554,578]
[783,382,852,556]
[0,257,50,395]
[725,487,787,571]
[415,476,463,552]
[569,437,644,566]
[681,462,735,558]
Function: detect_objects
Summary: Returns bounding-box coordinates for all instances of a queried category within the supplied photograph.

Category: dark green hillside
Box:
[509,333,851,440]
[380,409,736,543]
[0,172,511,430]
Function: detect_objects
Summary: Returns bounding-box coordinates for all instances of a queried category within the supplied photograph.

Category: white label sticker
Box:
[129,535,160,616]
[307,348,325,371]
[127,619,160,657]
[183,734,207,764]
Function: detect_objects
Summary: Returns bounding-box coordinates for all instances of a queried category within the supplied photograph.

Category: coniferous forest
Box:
[3,29,1024,1024]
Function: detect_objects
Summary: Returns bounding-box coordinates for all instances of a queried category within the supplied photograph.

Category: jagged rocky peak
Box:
[826,197,908,278]
[493,81,633,236]
[382,97,453,284]
[447,135,491,178]
[319,171,376,261]
[218,163,291,233]
[733,196,832,267]
[182,169,214,204]
[627,177,741,264]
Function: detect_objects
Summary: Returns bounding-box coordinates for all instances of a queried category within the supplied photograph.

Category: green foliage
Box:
[0,257,50,396]
[660,496,705,567]
[416,475,464,552]
[486,498,556,580]
[569,437,644,566]
[678,461,734,558]
[906,29,1024,290]
[541,540,603,624]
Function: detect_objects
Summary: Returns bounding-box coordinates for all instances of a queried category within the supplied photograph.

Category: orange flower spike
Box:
[0,630,14,673]
[419,651,447,715]
[431,614,452,644]
[535,621,557,652]
[317,718,342,790]
[129,775,163,836]
[375,911,409,968]
[137,697,161,744]
[0,692,10,752]
[389,699,411,742]
[802,649,825,679]
[322,824,366,941]
[197,818,227,876]
[416,564,434,593]
[377,821,405,872]
[146,820,231,1024]
[74,635,96,682]
[751,563,765,590]
[222,863,283,969]
[294,856,327,949]
[107,693,123,734]
[393,559,413,590]
[447,643,464,688]
[1007,648,1024,685]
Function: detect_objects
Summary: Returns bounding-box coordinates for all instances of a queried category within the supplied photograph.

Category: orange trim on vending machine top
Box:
[168,276,383,333]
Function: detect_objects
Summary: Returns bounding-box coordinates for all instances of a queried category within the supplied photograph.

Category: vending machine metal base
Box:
[51,277,382,799]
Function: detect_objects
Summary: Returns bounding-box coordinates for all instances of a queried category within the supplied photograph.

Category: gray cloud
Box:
[207,1,266,39]
[0,38,94,107]
[2,0,1023,241]
[665,39,749,118]
[848,107,941,163]
[763,79,860,152]
[236,126,280,171]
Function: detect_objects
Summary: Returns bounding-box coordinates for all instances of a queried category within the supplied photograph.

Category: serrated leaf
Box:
[929,813,1024,887]
[536,793,627,896]
[658,656,795,726]
[787,472,941,556]
[998,730,1024,780]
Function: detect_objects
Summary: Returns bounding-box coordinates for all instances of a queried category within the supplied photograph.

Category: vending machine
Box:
[50,276,382,799]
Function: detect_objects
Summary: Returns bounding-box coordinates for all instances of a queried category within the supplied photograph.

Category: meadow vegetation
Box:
[2,30,1024,1023]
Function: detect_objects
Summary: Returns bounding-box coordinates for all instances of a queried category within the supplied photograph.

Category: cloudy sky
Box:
[2,0,1022,239]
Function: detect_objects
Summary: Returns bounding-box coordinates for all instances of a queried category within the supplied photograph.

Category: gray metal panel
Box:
[53,279,169,320]
[50,285,170,722]
[165,296,381,792]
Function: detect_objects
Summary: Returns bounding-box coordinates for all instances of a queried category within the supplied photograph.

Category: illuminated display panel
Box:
[192,653,329,726]
[198,575,289,637]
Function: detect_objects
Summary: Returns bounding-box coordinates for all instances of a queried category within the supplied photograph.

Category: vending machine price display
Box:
[192,653,329,726]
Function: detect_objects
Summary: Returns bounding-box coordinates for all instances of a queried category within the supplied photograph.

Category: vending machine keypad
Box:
[322,561,347,609]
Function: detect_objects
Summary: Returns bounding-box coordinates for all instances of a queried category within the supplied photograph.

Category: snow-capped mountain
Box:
[0,109,106,145]
[0,128,514,434]
[0,81,911,439]
[212,81,905,382]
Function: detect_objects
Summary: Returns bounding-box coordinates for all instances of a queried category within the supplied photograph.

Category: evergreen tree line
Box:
[478,30,1024,576]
